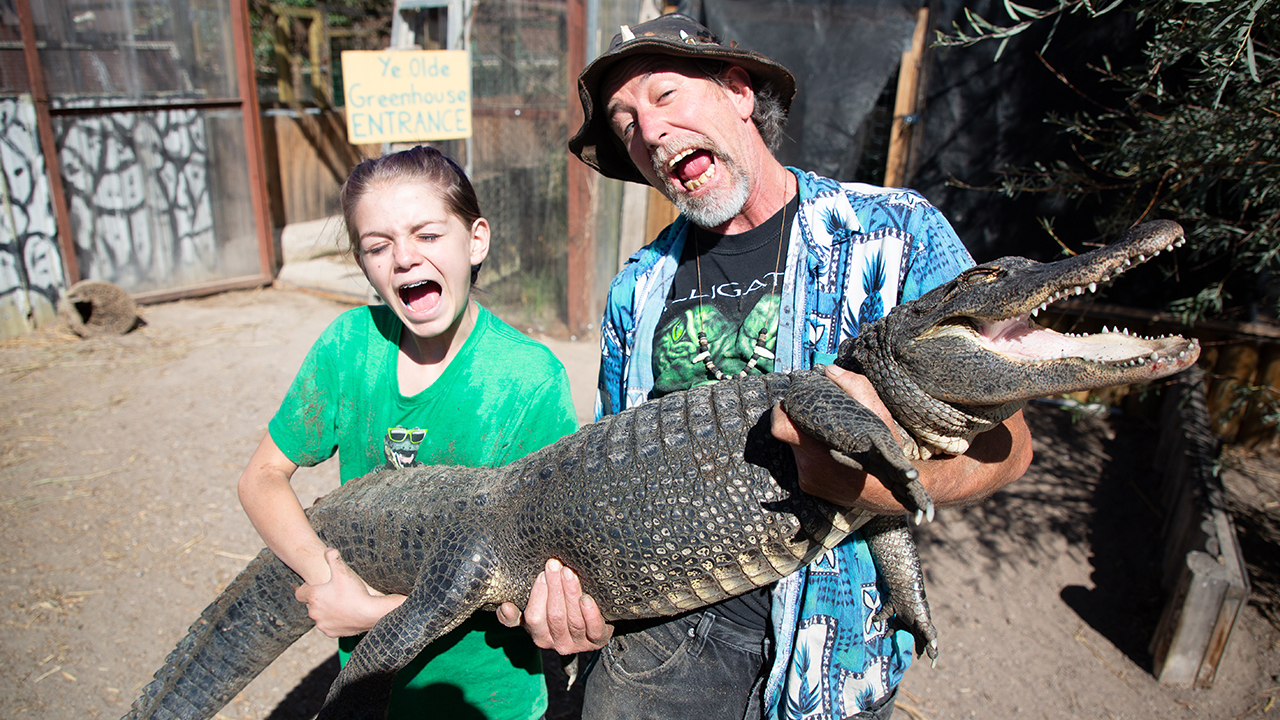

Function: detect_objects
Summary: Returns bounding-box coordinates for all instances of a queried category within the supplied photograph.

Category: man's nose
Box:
[637,109,669,150]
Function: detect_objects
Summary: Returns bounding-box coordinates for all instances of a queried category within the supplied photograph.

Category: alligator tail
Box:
[122,549,313,720]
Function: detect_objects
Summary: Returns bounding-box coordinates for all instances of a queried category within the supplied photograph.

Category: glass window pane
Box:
[55,107,260,293]
[33,0,238,103]
[468,0,568,322]
[0,0,32,94]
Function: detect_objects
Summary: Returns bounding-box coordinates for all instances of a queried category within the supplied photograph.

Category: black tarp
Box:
[674,0,1139,264]
[678,0,920,182]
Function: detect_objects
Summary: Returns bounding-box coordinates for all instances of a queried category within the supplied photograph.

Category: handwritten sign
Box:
[341,50,472,143]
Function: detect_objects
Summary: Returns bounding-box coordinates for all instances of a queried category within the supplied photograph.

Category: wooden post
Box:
[232,0,278,276]
[883,6,929,188]
[306,9,330,106]
[275,12,295,104]
[14,0,79,284]
[566,0,596,336]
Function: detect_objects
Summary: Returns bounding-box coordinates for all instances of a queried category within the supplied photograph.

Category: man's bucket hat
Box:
[568,14,796,184]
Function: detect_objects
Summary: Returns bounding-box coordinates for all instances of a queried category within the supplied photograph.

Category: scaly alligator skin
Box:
[125,220,1200,720]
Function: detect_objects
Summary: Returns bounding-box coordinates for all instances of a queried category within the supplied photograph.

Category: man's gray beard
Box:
[653,158,751,229]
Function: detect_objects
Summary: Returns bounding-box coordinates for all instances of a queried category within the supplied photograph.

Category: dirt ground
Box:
[3,286,1280,720]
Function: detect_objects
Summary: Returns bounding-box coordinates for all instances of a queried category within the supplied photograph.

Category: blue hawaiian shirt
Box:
[595,168,974,718]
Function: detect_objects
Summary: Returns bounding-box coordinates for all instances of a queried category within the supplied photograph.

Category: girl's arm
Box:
[238,433,405,637]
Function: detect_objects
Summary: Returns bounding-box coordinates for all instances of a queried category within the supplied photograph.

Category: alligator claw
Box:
[861,515,940,663]
[783,369,941,519]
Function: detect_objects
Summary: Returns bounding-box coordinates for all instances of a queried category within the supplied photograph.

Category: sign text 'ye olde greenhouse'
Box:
[341,50,472,143]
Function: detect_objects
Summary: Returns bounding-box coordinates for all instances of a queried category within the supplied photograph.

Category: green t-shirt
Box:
[269,303,578,720]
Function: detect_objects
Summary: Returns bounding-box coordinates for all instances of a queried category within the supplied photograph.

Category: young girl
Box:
[238,145,578,719]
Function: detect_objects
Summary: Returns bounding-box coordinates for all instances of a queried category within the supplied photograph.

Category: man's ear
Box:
[469,217,491,265]
[721,65,756,122]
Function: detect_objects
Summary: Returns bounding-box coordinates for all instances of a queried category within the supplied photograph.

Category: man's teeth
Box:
[667,148,695,167]
[666,148,714,190]
[686,163,715,190]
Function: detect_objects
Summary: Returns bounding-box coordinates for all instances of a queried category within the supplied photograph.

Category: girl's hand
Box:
[295,549,406,638]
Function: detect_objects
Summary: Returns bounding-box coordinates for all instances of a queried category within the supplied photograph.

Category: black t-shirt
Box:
[647,196,800,631]
[650,195,798,399]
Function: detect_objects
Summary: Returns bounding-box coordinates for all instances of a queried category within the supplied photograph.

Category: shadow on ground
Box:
[265,654,338,720]
[920,402,1168,671]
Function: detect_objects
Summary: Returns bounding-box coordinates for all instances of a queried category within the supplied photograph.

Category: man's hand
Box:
[772,364,1032,513]
[496,558,613,655]
[295,548,406,638]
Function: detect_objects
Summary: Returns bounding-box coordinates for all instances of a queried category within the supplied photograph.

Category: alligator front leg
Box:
[317,540,496,720]
[781,370,934,522]
[861,515,938,662]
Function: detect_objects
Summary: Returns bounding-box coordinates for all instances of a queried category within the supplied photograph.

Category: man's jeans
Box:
[583,610,768,720]
[581,609,898,720]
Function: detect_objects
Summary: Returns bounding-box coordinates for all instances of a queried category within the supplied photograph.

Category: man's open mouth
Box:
[667,147,716,191]
[398,279,442,313]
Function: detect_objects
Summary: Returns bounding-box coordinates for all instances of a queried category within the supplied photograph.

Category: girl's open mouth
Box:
[399,280,442,314]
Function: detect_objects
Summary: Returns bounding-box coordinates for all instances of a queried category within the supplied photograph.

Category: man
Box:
[498,14,1032,719]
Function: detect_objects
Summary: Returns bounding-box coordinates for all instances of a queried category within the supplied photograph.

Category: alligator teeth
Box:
[1089,282,1097,293]
[1031,307,1040,317]
[1138,253,1146,262]
[1150,351,1159,361]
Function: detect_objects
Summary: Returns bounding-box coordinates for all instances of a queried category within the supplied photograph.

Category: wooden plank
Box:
[644,186,679,242]
[268,110,375,225]
[232,0,278,277]
[1151,551,1230,685]
[883,6,929,188]
[566,0,595,335]
[1196,505,1250,687]
[1148,369,1251,687]
[131,275,273,305]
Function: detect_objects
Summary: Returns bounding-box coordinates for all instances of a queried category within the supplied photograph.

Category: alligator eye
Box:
[957,266,1003,284]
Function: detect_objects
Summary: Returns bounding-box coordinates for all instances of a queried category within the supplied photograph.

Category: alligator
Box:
[124,220,1200,720]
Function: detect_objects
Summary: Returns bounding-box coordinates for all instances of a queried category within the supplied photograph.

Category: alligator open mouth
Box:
[975,316,1199,370]
[892,220,1201,406]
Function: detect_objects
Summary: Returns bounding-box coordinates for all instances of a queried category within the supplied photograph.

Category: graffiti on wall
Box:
[0,96,65,336]
[57,108,217,291]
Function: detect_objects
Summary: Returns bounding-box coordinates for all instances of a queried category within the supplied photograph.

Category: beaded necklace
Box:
[691,201,787,380]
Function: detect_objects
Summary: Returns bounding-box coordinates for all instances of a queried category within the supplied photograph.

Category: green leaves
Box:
[939,0,1280,322]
